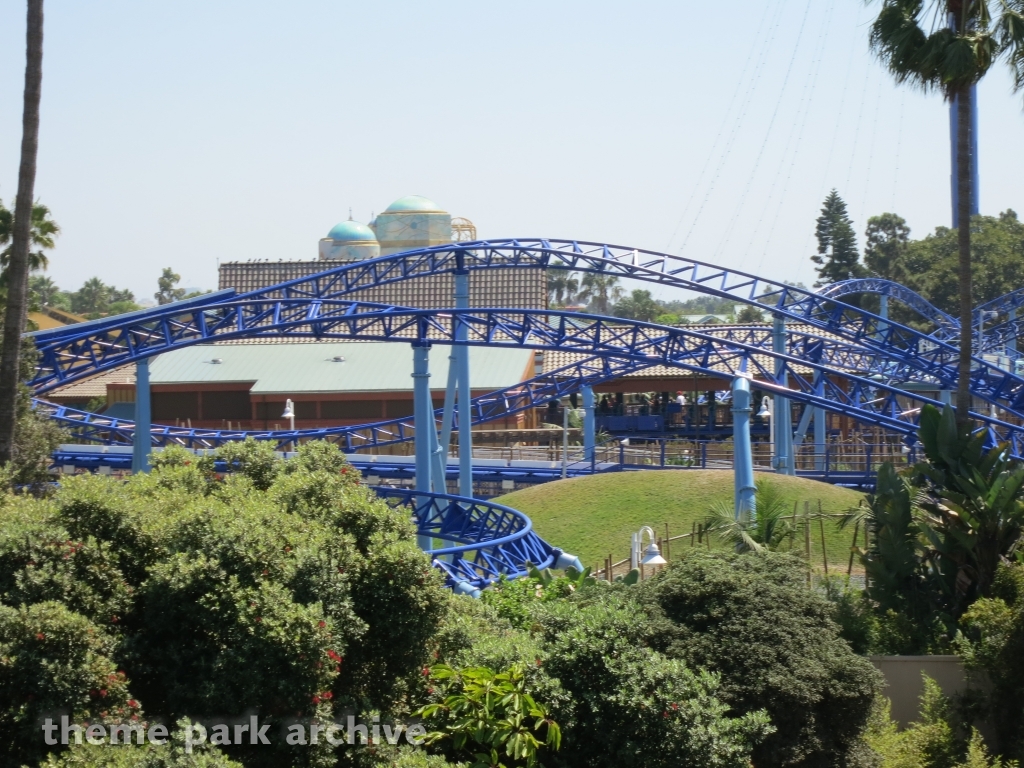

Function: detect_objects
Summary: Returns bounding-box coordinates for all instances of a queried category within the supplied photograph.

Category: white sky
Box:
[1,0,1022,302]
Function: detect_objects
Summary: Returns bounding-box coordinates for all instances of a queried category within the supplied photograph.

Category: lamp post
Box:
[757,396,773,469]
[630,525,668,579]
[282,399,295,452]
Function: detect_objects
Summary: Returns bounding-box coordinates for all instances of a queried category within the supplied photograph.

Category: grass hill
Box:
[494,470,866,574]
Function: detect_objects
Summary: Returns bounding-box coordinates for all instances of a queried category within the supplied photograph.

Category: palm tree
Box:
[868,0,1024,422]
[0,199,60,276]
[547,262,579,307]
[577,273,624,314]
[0,0,45,465]
[72,277,110,316]
[702,478,798,553]
[28,275,61,307]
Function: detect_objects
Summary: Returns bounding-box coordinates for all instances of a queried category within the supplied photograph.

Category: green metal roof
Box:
[148,343,532,395]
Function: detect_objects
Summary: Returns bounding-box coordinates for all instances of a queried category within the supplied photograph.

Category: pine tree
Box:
[811,190,864,287]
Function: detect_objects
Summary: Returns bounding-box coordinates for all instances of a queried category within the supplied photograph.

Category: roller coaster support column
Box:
[879,293,889,336]
[132,358,151,473]
[582,385,595,464]
[813,403,827,472]
[731,376,756,521]
[772,315,794,475]
[454,269,473,498]
[412,343,433,551]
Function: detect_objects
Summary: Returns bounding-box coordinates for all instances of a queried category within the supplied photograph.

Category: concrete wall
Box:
[870,655,989,729]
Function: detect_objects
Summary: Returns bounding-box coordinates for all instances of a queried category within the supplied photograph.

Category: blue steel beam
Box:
[29,302,1024,457]
[33,324,919,451]
[29,240,1024,419]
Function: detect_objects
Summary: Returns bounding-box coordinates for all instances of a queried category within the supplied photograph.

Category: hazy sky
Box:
[1,0,1022,303]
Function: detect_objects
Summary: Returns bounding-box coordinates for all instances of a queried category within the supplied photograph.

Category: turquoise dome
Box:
[384,195,444,214]
[326,220,377,242]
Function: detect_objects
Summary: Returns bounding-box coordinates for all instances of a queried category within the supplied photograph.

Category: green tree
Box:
[71,277,110,316]
[0,199,59,277]
[28,275,63,308]
[865,213,911,283]
[811,190,864,286]
[868,0,1024,421]
[155,267,186,305]
[612,288,662,322]
[902,211,1024,315]
[547,264,579,307]
[735,305,764,323]
[0,0,45,467]
[638,552,882,768]
[577,273,623,314]
[702,478,797,552]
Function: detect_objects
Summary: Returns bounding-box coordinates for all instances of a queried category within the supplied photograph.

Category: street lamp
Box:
[757,396,774,468]
[630,525,667,579]
[282,399,296,452]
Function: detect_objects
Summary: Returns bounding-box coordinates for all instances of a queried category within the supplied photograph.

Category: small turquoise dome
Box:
[326,220,377,242]
[384,195,444,214]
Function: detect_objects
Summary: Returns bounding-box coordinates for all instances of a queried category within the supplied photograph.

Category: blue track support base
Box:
[412,343,433,550]
[132,359,151,473]
[454,270,473,498]
[582,385,595,463]
[772,315,794,475]
[732,376,756,520]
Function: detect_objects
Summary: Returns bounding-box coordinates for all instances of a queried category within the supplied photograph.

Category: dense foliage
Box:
[637,551,882,768]
[0,442,449,768]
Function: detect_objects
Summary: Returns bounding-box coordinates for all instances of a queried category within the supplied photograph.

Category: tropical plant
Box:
[910,404,1024,609]
[417,664,561,768]
[612,288,662,322]
[868,0,1024,420]
[0,199,59,276]
[155,267,186,305]
[71,278,111,316]
[28,274,63,308]
[958,562,1024,759]
[0,0,45,467]
[576,273,623,314]
[702,478,796,552]
[546,263,579,307]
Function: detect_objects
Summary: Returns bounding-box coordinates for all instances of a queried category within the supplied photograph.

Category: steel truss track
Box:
[374,487,557,589]
[27,301,1024,457]
[36,325,913,450]
[30,240,1024,420]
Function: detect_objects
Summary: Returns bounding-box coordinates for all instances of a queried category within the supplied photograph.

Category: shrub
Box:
[0,442,452,768]
[39,719,243,767]
[958,563,1024,760]
[638,551,883,768]
[0,601,136,768]
[534,595,773,768]
[0,498,133,630]
[216,438,281,491]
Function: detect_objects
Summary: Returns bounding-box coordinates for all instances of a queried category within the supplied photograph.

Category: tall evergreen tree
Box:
[811,190,863,287]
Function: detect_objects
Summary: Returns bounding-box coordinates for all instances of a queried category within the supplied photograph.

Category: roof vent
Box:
[332,356,346,363]
[210,358,223,364]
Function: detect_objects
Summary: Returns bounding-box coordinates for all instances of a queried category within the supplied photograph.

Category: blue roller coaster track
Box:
[26,240,1024,589]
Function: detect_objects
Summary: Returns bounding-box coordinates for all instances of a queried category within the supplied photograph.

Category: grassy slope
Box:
[494,470,865,572]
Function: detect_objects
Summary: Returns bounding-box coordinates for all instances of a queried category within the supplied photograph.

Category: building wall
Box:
[373,210,452,256]
[108,383,528,432]
[218,261,546,310]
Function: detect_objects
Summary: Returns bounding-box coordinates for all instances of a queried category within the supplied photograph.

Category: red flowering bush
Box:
[0,601,135,767]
